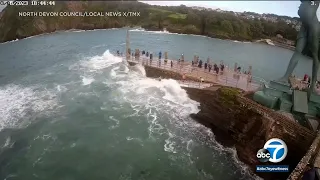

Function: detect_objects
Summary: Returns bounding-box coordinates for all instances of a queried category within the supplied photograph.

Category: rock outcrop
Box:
[129,61,317,179]
[183,87,316,180]
[136,63,316,179]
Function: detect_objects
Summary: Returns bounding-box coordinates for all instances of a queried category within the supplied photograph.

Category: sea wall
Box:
[129,62,213,83]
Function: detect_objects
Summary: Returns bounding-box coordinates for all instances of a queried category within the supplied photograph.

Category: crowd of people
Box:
[191,56,225,75]
[117,49,257,89]
[119,49,252,77]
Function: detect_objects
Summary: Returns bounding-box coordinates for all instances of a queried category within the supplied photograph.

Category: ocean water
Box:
[0,28,309,180]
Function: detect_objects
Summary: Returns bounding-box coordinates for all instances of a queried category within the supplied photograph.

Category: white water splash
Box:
[0,39,19,44]
[81,76,95,85]
[55,84,68,92]
[79,50,123,72]
[129,28,177,35]
[129,64,146,77]
[117,77,199,115]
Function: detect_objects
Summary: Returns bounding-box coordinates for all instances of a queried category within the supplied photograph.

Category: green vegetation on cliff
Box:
[0,1,299,43]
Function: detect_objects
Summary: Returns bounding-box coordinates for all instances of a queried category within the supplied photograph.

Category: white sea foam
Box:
[118,77,199,115]
[129,64,146,77]
[126,136,143,145]
[81,76,95,85]
[0,84,59,131]
[91,44,108,49]
[1,136,13,149]
[55,84,68,92]
[79,50,123,72]
[164,132,177,153]
[233,40,252,44]
[67,28,119,33]
[129,28,146,32]
[129,28,178,35]
[108,116,120,129]
[0,39,18,44]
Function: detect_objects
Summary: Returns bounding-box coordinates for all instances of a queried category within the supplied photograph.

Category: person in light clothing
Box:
[182,73,186,82]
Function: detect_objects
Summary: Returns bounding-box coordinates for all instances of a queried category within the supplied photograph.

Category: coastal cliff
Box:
[184,87,315,180]
[0,1,298,44]
[140,62,316,179]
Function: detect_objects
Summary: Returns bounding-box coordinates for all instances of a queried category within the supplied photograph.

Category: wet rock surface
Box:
[183,86,316,180]
[141,64,316,180]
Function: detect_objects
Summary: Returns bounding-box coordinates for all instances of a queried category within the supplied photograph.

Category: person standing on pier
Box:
[221,64,225,74]
[159,58,161,67]
[150,53,153,65]
[171,60,173,68]
[213,63,218,74]
[198,60,203,68]
[159,51,162,60]
[209,64,212,72]
[204,62,208,70]
[146,52,149,57]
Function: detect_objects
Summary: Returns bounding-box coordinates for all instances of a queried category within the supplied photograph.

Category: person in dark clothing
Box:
[237,66,241,73]
[142,50,145,55]
[192,61,194,66]
[221,64,225,71]
[204,62,208,70]
[213,64,218,74]
[150,53,153,64]
[117,50,120,56]
[171,60,173,68]
[159,51,162,60]
[198,60,203,68]
[146,52,149,57]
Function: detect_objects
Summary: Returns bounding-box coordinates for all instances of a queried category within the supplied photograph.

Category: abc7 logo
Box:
[256,149,271,162]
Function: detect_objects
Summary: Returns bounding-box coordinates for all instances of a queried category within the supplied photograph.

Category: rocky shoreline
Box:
[141,64,315,180]
[183,86,307,180]
[0,26,251,44]
[0,26,295,52]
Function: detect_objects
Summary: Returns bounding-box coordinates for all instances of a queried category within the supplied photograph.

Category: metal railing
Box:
[125,55,265,91]
[177,80,213,89]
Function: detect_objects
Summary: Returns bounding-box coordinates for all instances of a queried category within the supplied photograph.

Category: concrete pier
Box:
[127,55,262,92]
